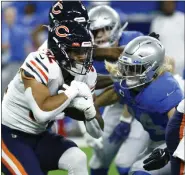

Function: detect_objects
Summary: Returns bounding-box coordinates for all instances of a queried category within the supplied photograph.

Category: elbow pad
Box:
[85,118,103,139]
[25,87,70,123]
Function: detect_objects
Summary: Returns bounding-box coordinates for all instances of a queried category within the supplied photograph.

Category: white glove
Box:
[63,80,93,102]
[84,133,103,150]
[61,83,79,101]
[69,97,96,120]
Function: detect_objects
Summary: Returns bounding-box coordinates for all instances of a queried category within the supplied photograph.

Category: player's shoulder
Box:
[38,40,48,51]
[122,30,143,38]
[21,50,60,85]
[84,66,97,92]
[139,72,184,113]
[120,31,143,45]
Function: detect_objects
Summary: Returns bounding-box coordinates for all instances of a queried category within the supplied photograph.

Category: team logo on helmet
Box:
[52,1,63,15]
[55,25,69,38]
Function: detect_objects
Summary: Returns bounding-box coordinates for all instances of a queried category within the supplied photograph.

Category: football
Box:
[63,107,86,121]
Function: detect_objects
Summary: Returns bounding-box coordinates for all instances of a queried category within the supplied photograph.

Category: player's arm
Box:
[95,75,113,90]
[93,47,124,61]
[21,70,78,123]
[95,86,120,107]
[167,107,176,119]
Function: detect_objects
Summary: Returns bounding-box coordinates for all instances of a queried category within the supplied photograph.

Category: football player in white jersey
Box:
[2,7,104,175]
[38,1,100,135]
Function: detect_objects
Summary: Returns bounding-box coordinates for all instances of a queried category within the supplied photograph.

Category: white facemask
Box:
[67,63,87,76]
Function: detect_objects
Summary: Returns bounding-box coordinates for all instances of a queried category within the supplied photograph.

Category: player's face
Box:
[92,27,111,47]
[118,61,147,89]
[67,47,92,63]
[66,47,93,75]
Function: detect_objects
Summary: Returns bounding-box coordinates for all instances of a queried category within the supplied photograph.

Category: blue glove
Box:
[109,121,131,144]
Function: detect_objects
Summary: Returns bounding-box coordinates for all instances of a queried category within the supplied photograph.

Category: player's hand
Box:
[69,97,96,120]
[84,133,103,150]
[109,121,131,144]
[63,80,93,102]
[143,148,170,171]
[148,32,160,40]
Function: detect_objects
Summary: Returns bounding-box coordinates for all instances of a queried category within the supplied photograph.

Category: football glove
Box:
[148,32,160,40]
[69,96,96,120]
[143,147,170,171]
[63,80,93,102]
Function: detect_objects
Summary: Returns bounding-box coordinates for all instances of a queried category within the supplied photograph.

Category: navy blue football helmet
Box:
[48,20,93,75]
[49,1,89,28]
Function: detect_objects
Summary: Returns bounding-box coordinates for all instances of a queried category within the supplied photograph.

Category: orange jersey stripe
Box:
[179,114,185,139]
[180,161,185,175]
[2,157,16,175]
[2,140,28,175]
[30,60,48,82]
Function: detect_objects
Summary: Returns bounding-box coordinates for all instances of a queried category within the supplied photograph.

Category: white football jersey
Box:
[2,49,97,134]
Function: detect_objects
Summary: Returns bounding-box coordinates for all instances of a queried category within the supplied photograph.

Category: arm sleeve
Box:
[21,51,50,86]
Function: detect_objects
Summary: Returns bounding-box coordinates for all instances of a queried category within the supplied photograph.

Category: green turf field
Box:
[48,147,119,175]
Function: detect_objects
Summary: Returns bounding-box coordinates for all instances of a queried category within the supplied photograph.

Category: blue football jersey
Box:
[93,31,143,75]
[114,72,184,141]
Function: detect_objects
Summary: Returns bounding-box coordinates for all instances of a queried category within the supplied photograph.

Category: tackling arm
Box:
[95,86,120,108]
[93,47,124,61]
[95,75,113,90]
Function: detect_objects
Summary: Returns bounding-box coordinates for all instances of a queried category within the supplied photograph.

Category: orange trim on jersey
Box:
[30,60,48,82]
[179,114,185,139]
[2,140,28,175]
[180,160,185,175]
[2,157,16,175]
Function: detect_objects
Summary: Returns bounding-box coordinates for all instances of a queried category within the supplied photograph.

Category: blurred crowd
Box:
[2,1,185,67]
[1,1,185,136]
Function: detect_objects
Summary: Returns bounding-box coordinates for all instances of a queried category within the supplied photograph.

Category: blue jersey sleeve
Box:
[113,82,125,104]
[119,31,143,46]
[137,72,184,114]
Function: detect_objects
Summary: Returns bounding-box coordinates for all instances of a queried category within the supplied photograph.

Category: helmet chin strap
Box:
[126,77,140,87]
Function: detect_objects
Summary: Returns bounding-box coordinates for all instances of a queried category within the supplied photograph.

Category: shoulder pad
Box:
[21,50,60,85]
[137,72,184,113]
[120,31,143,45]
[38,40,47,51]
[84,66,97,93]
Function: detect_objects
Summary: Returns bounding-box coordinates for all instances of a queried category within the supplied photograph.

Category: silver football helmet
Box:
[117,36,165,89]
[88,5,127,47]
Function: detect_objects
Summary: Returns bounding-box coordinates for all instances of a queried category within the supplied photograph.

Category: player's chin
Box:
[63,107,86,121]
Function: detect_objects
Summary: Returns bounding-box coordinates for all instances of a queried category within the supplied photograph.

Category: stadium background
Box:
[1,1,185,175]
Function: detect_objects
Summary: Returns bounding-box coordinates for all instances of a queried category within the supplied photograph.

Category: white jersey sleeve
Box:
[84,66,97,94]
[21,50,60,86]
[74,66,97,94]
[2,50,64,134]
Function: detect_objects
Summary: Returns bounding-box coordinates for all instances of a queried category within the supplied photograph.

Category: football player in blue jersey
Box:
[102,34,183,175]
[143,98,185,175]
[79,5,150,175]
